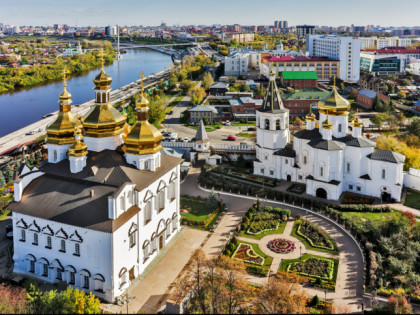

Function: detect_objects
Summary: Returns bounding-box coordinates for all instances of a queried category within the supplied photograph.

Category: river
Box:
[0,48,173,137]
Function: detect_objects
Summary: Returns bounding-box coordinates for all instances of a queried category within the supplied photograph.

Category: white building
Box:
[306,35,360,82]
[9,67,182,303]
[224,50,251,76]
[407,58,420,76]
[359,37,412,49]
[254,70,405,202]
[62,42,84,57]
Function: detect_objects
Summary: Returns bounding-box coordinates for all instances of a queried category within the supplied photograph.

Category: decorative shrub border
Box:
[246,223,280,235]
[232,242,265,266]
[295,220,337,252]
[286,258,334,281]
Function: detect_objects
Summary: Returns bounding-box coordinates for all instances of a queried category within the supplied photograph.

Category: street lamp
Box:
[324,289,327,304]
[299,246,302,260]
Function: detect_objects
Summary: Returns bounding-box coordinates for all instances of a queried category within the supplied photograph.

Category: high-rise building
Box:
[296,25,315,37]
[105,25,117,37]
[306,35,360,82]
[359,37,412,49]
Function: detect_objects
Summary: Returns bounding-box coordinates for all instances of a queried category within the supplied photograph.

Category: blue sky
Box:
[1,0,419,27]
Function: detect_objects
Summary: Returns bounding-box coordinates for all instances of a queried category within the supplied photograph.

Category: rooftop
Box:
[358,89,377,99]
[263,55,338,63]
[282,88,329,101]
[281,71,318,80]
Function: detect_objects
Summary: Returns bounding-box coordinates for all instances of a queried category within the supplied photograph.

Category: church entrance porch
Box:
[381,191,392,203]
[287,175,292,182]
[316,188,328,199]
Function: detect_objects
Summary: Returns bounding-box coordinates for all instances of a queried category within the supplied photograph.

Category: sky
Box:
[1,0,419,27]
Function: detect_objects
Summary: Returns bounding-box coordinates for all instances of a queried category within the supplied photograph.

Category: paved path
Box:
[180,170,365,313]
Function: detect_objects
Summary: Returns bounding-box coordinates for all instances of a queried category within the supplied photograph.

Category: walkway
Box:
[179,170,365,313]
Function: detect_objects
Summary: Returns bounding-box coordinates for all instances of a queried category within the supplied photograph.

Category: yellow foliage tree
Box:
[375,135,420,170]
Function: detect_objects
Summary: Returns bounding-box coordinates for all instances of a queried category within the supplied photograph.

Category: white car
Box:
[225,120,231,126]
[183,137,189,142]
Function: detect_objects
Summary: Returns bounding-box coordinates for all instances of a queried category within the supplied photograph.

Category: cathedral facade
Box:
[10,66,182,302]
[254,71,405,202]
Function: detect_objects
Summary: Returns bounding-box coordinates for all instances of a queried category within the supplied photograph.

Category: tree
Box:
[190,87,206,105]
[397,91,406,99]
[15,160,21,172]
[395,112,406,128]
[0,172,5,187]
[148,98,166,124]
[254,85,267,97]
[202,72,214,90]
[255,277,309,314]
[0,283,27,314]
[407,118,420,137]
[188,249,208,314]
[370,113,392,130]
[388,294,412,314]
[207,188,218,209]
[4,165,13,183]
[180,80,195,96]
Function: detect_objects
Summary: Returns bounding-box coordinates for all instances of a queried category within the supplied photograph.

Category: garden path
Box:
[236,219,340,276]
[180,171,365,313]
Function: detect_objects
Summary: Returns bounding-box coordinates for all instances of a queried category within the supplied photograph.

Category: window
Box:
[20,229,26,242]
[53,150,57,162]
[264,155,268,160]
[382,169,386,179]
[303,156,307,165]
[74,243,80,256]
[46,236,52,249]
[57,269,62,280]
[260,168,264,174]
[158,190,165,212]
[33,233,38,245]
[285,159,288,164]
[42,264,48,277]
[320,167,324,177]
[83,275,89,289]
[270,170,274,175]
[69,272,75,285]
[60,240,66,252]
[346,163,350,173]
[299,175,303,180]
[349,184,353,190]
[129,232,136,248]
[120,196,125,211]
[145,200,152,225]
[338,124,342,133]
[357,186,361,192]
[29,261,35,273]
[144,160,149,170]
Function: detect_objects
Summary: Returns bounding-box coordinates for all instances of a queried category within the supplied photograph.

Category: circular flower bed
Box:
[267,238,296,254]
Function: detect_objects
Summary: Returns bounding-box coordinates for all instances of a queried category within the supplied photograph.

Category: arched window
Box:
[120,196,125,211]
[144,160,149,170]
[145,200,152,225]
[158,190,165,212]
[101,92,106,103]
[169,181,176,201]
[127,191,132,205]
[107,92,110,102]
[265,119,270,130]
[53,150,57,162]
[276,119,281,130]
[93,274,105,293]
[338,124,342,133]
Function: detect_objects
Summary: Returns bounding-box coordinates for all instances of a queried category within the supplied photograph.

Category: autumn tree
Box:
[388,294,412,314]
[188,249,209,314]
[370,113,392,130]
[180,80,195,96]
[0,283,27,314]
[255,277,309,314]
[190,87,206,105]
[202,72,214,90]
[407,118,420,137]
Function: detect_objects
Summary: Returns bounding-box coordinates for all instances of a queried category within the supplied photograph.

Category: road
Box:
[163,94,255,145]
[0,69,171,155]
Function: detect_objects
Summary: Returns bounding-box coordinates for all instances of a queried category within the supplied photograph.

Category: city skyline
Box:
[1,0,420,27]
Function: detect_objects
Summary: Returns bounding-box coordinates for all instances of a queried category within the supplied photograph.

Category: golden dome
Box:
[306,108,316,121]
[46,70,79,145]
[353,110,363,128]
[93,51,112,90]
[82,65,126,138]
[69,126,88,157]
[322,111,333,129]
[318,79,350,115]
[123,71,162,155]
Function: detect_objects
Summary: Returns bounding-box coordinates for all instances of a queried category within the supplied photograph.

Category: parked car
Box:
[247,127,256,131]
[177,137,182,142]
[6,231,13,240]
[183,137,189,143]
[170,138,176,142]
[6,224,13,233]
[227,135,237,141]
[225,120,231,126]
[170,132,178,139]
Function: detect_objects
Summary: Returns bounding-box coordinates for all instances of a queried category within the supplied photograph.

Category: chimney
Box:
[90,190,95,198]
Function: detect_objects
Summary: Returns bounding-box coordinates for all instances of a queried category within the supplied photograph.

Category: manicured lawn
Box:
[291,220,339,255]
[234,240,273,270]
[341,210,401,229]
[404,189,420,210]
[232,122,256,126]
[238,221,287,240]
[180,196,214,221]
[191,125,216,132]
[279,253,339,284]
[237,132,255,138]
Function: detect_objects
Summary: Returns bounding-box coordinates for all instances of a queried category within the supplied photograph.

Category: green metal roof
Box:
[281,71,318,80]
[281,88,329,101]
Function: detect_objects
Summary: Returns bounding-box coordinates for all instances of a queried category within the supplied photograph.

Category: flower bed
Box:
[267,239,296,254]
[342,193,374,204]
[287,257,334,281]
[296,220,337,252]
[247,212,280,234]
[180,206,191,214]
[286,183,306,195]
[232,243,265,265]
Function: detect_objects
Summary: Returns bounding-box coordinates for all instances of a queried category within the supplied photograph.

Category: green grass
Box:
[291,220,339,255]
[235,240,273,270]
[238,221,287,240]
[0,210,11,221]
[191,126,216,132]
[232,122,256,126]
[279,253,339,284]
[180,197,215,221]
[165,96,184,114]
[341,210,401,229]
[404,189,420,210]
[237,132,255,138]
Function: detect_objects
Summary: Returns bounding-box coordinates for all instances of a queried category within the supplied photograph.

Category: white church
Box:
[254,70,405,202]
[9,66,182,302]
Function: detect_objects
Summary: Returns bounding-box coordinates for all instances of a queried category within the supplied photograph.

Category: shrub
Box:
[311,295,320,306]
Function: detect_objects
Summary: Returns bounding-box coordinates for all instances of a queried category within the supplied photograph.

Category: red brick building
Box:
[356,89,390,109]
[281,88,330,116]
[280,71,318,89]
[229,97,263,120]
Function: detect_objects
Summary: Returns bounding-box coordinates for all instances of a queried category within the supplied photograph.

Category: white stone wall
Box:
[365,159,403,201]
[125,152,162,171]
[48,144,71,163]
[404,168,420,191]
[14,166,44,202]
[319,112,348,138]
[84,134,123,152]
[256,111,289,150]
[12,213,113,302]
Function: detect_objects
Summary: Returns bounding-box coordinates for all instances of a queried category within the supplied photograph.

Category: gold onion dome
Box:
[353,110,363,127]
[68,126,88,157]
[123,71,163,156]
[322,111,333,129]
[46,68,79,145]
[318,77,350,115]
[93,50,112,90]
[306,108,316,121]
[82,61,126,138]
